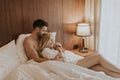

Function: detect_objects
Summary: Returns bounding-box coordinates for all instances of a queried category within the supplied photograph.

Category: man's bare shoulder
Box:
[24,36,33,46]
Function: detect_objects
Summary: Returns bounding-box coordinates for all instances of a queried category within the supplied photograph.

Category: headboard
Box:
[0,34,20,47]
[0,0,85,49]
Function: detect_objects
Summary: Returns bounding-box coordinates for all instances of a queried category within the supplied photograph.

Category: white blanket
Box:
[4,60,120,80]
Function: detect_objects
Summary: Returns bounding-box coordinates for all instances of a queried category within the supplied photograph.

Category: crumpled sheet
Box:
[4,60,120,80]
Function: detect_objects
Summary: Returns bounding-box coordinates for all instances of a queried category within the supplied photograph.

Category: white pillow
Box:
[0,40,20,80]
[16,34,31,63]
[49,32,56,42]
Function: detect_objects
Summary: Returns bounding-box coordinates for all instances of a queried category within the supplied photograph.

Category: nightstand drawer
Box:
[71,49,96,57]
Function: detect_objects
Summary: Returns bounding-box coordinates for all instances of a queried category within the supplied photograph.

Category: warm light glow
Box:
[76,23,91,37]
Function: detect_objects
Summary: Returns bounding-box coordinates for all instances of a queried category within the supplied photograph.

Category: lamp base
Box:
[79,48,88,53]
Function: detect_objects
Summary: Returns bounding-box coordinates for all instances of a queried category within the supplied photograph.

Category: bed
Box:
[0,34,120,80]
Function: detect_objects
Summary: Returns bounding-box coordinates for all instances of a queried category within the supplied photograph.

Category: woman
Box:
[38,33,120,78]
[38,33,65,61]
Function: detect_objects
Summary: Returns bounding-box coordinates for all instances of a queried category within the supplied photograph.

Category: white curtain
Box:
[85,0,95,50]
[85,0,100,50]
[99,0,120,67]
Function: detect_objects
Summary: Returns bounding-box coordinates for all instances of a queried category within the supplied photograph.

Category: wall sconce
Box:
[76,23,92,53]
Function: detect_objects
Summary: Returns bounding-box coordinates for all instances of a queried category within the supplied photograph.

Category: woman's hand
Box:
[56,47,64,53]
[55,53,64,62]
[53,42,65,52]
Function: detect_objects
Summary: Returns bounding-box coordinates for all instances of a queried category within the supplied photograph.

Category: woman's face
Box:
[46,37,55,48]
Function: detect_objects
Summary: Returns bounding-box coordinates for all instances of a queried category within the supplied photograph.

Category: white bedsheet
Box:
[4,60,120,80]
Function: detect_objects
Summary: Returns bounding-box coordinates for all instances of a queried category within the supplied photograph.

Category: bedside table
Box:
[71,49,96,57]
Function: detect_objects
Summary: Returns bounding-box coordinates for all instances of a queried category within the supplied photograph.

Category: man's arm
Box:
[24,39,48,62]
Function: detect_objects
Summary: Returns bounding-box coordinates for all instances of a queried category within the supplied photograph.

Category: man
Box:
[24,19,49,62]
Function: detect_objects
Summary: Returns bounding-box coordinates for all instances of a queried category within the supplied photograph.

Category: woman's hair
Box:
[38,33,51,52]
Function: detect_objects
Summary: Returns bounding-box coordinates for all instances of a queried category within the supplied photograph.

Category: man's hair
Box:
[33,19,48,29]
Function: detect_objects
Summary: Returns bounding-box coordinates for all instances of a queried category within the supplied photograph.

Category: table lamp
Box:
[76,23,91,53]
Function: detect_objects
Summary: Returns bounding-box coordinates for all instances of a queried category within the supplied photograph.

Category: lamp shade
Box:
[76,23,91,37]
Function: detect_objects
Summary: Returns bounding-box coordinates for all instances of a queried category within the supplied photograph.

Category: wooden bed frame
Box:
[0,34,19,47]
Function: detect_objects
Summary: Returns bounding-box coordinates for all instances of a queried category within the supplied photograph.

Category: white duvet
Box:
[1,38,120,80]
[4,60,120,80]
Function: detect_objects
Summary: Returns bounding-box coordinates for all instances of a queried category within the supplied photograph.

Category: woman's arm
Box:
[54,47,64,61]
